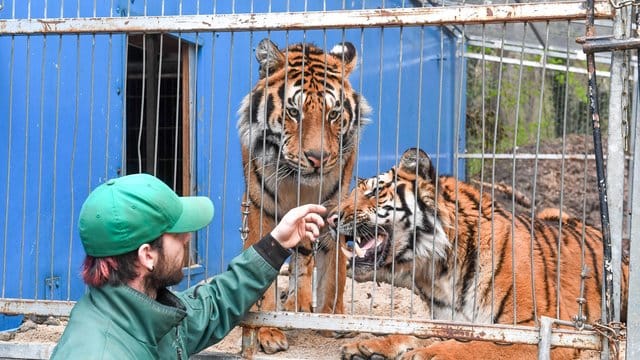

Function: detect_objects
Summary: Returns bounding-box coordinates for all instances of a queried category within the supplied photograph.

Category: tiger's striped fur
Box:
[237,38,370,354]
[330,148,627,360]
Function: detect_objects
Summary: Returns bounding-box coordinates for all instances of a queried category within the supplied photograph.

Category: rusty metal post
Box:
[240,326,259,359]
[584,0,614,358]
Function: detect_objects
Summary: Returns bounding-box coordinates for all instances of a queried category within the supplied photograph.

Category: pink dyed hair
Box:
[81,256,119,287]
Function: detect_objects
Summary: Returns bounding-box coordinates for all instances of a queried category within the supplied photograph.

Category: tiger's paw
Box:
[341,335,420,360]
[258,327,289,354]
[398,348,456,360]
[282,292,313,313]
[317,329,358,339]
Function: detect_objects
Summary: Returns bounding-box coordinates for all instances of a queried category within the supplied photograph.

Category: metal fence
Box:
[0,0,636,359]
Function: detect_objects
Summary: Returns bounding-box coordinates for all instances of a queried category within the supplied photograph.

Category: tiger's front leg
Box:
[314,231,346,316]
[243,202,290,354]
[283,230,348,338]
[341,335,434,359]
[282,245,315,313]
[283,231,346,316]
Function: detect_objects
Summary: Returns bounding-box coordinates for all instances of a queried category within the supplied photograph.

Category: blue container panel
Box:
[0,30,125,302]
[0,0,465,299]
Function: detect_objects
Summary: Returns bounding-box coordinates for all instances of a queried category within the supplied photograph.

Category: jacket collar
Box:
[89,285,187,345]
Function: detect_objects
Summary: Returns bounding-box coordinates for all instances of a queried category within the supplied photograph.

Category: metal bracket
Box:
[239,200,251,246]
[44,276,60,300]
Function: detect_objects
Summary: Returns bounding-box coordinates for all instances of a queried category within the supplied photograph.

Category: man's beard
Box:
[144,252,184,290]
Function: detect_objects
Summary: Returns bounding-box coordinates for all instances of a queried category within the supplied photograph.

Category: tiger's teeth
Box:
[354,242,366,258]
[341,247,354,259]
[376,237,384,247]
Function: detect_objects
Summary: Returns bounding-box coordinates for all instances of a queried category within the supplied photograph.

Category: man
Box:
[50,173,326,359]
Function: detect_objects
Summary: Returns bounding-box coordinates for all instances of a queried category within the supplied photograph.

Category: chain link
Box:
[592,320,626,358]
[572,266,590,330]
[608,0,640,9]
[311,240,319,311]
[239,201,251,246]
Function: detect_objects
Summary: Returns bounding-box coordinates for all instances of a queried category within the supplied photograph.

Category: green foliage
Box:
[464,46,608,179]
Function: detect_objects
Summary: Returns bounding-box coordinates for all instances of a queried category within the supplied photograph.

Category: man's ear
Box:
[137,243,157,272]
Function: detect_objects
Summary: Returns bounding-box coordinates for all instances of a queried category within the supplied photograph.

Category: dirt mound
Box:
[471,133,608,227]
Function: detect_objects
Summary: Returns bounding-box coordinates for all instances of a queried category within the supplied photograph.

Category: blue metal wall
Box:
[0,1,126,330]
[0,0,466,317]
[194,1,467,280]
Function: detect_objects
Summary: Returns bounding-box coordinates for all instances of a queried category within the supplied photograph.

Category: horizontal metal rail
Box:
[458,153,630,160]
[0,2,612,35]
[0,299,602,350]
[464,51,607,76]
[241,312,602,350]
[0,343,55,360]
[465,35,612,63]
[0,299,74,318]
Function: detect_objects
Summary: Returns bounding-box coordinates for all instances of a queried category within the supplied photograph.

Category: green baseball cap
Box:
[78,173,214,257]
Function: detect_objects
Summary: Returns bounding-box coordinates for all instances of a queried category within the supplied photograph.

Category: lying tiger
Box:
[328,147,628,360]
[237,38,370,353]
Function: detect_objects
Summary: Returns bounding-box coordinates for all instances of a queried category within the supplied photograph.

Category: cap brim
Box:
[167,196,214,233]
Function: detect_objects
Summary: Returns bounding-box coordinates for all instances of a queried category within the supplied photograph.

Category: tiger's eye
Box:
[328,109,342,121]
[287,107,300,120]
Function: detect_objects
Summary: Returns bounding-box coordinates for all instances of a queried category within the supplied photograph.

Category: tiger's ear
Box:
[399,148,436,182]
[329,42,357,76]
[255,39,285,79]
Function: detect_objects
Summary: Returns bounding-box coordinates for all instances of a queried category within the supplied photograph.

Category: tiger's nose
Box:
[305,150,329,169]
[327,213,339,229]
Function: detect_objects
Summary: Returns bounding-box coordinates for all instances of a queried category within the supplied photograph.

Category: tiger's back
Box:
[436,176,617,325]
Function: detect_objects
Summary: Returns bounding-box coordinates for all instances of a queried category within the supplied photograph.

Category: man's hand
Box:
[270,204,327,249]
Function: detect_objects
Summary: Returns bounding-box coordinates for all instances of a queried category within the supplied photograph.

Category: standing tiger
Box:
[329,148,628,360]
[237,38,370,354]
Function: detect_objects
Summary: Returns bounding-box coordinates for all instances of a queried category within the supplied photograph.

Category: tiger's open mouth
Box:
[340,225,391,268]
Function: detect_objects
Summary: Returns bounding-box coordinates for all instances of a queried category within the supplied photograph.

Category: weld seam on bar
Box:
[0,2,613,35]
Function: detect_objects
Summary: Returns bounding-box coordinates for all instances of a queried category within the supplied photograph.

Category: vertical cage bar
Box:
[49,33,63,299]
[66,31,81,300]
[19,34,31,299]
[509,21,528,325]
[625,9,640,354]
[606,2,631,325]
[2,35,15,299]
[35,32,48,300]
[627,38,640,358]
[528,21,552,327]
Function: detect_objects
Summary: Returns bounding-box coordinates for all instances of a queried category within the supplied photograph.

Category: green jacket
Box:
[51,235,290,360]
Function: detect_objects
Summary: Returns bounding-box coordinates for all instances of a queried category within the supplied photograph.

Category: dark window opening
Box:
[126,34,196,267]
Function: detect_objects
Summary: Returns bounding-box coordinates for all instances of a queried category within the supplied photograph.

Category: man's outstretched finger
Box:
[305,213,325,228]
[305,223,320,237]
